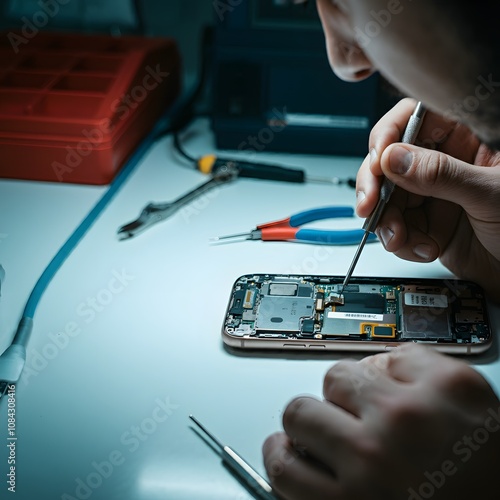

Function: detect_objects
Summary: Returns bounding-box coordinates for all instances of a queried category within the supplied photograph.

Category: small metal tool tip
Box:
[307,175,340,185]
[189,415,223,450]
[117,231,133,241]
[333,294,345,305]
[189,414,201,426]
[210,232,249,242]
[414,100,426,118]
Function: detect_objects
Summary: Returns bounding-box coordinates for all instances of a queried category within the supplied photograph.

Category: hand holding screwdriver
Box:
[338,101,427,299]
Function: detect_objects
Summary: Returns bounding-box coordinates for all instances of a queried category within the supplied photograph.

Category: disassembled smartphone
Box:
[222,274,492,355]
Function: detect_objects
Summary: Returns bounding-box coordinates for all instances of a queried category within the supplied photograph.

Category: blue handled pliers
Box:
[213,206,378,245]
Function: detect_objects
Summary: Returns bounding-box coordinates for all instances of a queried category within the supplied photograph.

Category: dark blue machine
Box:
[211,0,391,156]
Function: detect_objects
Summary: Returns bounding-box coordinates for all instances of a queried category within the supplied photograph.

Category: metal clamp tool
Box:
[118,163,238,240]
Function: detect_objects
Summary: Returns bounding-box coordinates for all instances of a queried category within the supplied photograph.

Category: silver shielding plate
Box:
[255,295,314,332]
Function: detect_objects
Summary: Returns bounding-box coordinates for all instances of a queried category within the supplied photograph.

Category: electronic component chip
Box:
[400,286,451,339]
[242,309,256,321]
[255,295,313,332]
[301,319,315,335]
[460,299,481,309]
[335,293,385,314]
[336,284,360,293]
[315,291,325,311]
[371,325,396,338]
[229,289,246,315]
[269,283,297,296]
[322,307,396,337]
[255,279,314,332]
[455,311,484,323]
[243,289,256,309]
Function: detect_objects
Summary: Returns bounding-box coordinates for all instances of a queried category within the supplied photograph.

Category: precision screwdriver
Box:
[338,102,427,300]
[189,415,276,500]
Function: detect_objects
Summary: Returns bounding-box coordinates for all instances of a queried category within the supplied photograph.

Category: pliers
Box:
[118,163,238,239]
[213,206,378,245]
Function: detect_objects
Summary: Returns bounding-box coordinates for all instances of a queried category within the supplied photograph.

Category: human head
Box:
[296,0,500,147]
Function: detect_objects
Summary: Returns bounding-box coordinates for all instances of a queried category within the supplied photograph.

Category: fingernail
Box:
[369,148,377,166]
[356,190,366,207]
[378,227,394,248]
[389,146,413,174]
[413,244,431,260]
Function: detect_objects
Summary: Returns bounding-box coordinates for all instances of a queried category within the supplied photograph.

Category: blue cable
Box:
[0,90,201,387]
[12,106,179,345]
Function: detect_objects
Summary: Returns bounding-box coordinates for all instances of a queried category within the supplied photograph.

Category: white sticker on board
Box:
[404,293,448,308]
[327,312,384,321]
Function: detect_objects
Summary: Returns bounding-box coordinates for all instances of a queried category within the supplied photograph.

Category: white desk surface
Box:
[0,119,498,500]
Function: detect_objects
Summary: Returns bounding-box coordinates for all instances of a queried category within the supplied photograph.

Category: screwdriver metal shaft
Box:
[189,415,275,500]
[338,102,427,298]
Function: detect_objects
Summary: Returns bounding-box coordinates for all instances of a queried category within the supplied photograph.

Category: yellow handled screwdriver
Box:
[197,154,355,186]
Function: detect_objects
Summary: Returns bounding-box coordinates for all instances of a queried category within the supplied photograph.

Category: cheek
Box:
[364,42,459,116]
[317,0,350,46]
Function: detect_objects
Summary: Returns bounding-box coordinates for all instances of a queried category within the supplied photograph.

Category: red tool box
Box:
[0,32,181,185]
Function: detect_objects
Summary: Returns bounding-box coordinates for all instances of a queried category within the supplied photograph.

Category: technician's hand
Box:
[356,98,500,302]
[263,345,499,499]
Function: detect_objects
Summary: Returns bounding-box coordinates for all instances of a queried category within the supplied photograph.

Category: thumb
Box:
[380,144,495,214]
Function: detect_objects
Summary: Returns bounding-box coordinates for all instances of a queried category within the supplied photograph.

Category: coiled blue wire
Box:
[14,98,185,346]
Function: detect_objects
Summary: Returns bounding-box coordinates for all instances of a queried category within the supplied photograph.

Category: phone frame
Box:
[221,274,493,355]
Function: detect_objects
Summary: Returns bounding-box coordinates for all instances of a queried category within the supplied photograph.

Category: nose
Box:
[316,0,375,82]
[329,41,375,82]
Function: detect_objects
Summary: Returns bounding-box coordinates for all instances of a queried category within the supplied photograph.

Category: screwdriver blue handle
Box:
[289,206,354,227]
[296,228,378,245]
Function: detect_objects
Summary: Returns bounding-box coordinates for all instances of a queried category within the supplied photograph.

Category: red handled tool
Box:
[211,206,378,245]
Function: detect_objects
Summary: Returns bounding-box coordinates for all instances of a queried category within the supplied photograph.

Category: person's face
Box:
[300,0,486,136]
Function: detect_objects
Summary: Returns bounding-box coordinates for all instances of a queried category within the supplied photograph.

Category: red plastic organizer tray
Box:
[0,32,181,184]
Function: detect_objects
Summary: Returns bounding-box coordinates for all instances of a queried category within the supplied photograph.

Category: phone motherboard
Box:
[224,274,490,346]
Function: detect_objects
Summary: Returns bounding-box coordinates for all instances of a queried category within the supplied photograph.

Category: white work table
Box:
[0,119,498,500]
